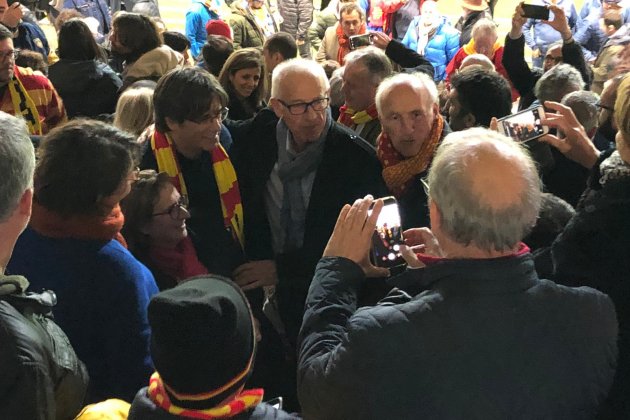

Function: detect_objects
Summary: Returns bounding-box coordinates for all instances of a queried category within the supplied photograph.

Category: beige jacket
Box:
[316,23,340,64]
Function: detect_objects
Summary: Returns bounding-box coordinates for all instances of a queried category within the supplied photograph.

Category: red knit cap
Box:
[205,19,232,40]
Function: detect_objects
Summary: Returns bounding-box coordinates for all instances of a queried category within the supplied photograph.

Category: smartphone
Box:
[521,4,550,20]
[497,106,549,143]
[369,197,406,269]
[349,34,372,50]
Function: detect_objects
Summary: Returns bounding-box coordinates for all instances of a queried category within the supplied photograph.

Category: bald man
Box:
[297,128,618,419]
[227,58,386,350]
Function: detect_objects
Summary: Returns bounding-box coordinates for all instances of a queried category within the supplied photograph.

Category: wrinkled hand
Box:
[543,4,572,40]
[399,228,444,269]
[233,260,278,291]
[1,2,22,28]
[369,31,391,50]
[323,195,390,278]
[539,101,600,169]
[510,2,527,38]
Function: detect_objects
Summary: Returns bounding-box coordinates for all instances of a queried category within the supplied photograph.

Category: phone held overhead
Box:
[349,34,372,50]
[521,3,550,20]
[497,106,550,143]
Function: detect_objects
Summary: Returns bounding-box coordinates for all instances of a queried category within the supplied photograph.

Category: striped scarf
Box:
[148,372,263,419]
[7,68,42,135]
[150,129,244,248]
[377,114,444,197]
[338,103,379,128]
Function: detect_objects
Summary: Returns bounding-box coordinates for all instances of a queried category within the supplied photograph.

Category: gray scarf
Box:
[276,110,332,251]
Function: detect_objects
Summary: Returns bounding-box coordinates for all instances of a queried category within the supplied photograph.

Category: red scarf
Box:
[148,372,263,419]
[30,201,128,247]
[336,23,367,65]
[377,114,444,197]
[338,103,379,128]
[415,243,531,264]
[148,236,208,283]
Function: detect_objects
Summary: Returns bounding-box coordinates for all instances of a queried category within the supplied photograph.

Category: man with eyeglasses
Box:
[503,2,591,111]
[0,24,66,135]
[228,58,386,356]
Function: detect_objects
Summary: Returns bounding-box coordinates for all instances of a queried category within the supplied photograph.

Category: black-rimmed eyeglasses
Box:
[0,49,19,61]
[277,97,330,115]
[191,107,230,123]
[151,196,189,220]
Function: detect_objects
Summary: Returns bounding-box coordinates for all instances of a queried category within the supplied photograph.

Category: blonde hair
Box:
[113,87,155,137]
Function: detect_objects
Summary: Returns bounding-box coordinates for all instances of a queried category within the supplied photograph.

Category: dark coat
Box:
[552,149,630,418]
[228,108,387,345]
[502,34,591,111]
[48,59,122,118]
[384,38,434,78]
[298,255,618,420]
[128,387,300,420]
[455,9,492,47]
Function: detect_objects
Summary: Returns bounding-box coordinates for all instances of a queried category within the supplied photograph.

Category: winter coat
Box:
[48,59,122,118]
[522,0,579,55]
[454,8,492,46]
[401,17,460,81]
[307,9,337,52]
[128,387,300,420]
[552,149,630,418]
[123,45,182,89]
[7,229,159,403]
[14,21,50,58]
[315,23,340,63]
[62,0,112,35]
[278,0,313,41]
[228,3,279,50]
[298,255,618,419]
[185,0,220,58]
[384,38,434,77]
[0,274,89,420]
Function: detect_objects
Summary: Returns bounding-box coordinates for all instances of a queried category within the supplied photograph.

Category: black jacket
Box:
[128,387,300,420]
[298,256,617,420]
[0,275,89,420]
[228,108,387,345]
[502,34,591,111]
[385,39,434,78]
[552,149,630,418]
[47,59,122,118]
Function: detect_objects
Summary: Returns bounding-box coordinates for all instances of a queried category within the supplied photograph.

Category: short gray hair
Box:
[561,90,600,133]
[0,112,35,221]
[535,63,584,104]
[271,58,330,99]
[427,128,542,252]
[375,72,438,115]
[343,46,393,85]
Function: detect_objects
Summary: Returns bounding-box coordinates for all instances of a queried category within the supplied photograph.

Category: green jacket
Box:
[228,3,279,50]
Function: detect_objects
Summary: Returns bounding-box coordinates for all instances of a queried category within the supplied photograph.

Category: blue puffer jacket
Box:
[401,17,459,81]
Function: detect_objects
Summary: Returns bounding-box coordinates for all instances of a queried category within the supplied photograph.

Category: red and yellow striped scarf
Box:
[338,103,379,128]
[148,372,263,419]
[150,129,244,248]
[6,66,42,135]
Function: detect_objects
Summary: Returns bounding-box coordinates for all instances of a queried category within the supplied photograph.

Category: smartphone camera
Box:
[498,106,549,143]
[369,197,406,269]
[521,4,550,20]
[349,34,372,50]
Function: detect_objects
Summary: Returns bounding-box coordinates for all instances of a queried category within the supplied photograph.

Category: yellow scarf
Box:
[462,38,501,56]
[7,70,42,135]
[150,129,244,248]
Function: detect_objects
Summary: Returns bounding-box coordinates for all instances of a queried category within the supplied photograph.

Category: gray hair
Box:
[561,90,600,133]
[535,63,584,104]
[471,18,497,39]
[427,128,542,252]
[460,54,495,72]
[271,58,330,99]
[375,72,438,115]
[0,112,35,222]
[343,46,393,85]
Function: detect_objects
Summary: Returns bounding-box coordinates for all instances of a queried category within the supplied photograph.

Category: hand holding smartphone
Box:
[521,3,550,20]
[497,106,550,143]
[349,34,372,50]
[369,197,406,269]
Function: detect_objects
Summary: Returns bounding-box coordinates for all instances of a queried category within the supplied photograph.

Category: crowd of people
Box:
[1,0,630,418]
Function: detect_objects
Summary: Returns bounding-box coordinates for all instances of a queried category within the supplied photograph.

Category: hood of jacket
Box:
[124,45,182,82]
[48,59,116,93]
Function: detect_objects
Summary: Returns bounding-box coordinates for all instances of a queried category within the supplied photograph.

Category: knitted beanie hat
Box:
[148,275,255,409]
[205,19,233,40]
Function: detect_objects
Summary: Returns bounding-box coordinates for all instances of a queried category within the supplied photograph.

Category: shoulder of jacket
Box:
[329,123,377,157]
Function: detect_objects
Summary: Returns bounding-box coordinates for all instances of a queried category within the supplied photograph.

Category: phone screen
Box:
[349,34,372,50]
[521,4,550,20]
[370,197,406,268]
[499,107,548,143]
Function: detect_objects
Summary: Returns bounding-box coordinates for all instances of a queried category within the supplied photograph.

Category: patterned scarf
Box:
[336,23,367,65]
[148,372,263,419]
[7,66,42,135]
[338,103,379,128]
[377,114,444,197]
[150,129,244,248]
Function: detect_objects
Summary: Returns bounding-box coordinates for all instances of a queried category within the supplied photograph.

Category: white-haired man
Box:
[297,127,618,419]
[227,58,386,348]
[338,46,393,146]
[374,72,450,230]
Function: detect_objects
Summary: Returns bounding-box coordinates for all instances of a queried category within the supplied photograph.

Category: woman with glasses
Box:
[121,170,208,290]
[218,48,267,121]
[7,120,159,403]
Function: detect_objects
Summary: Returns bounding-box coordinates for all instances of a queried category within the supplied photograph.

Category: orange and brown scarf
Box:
[148,372,263,419]
[150,129,244,248]
[377,114,444,197]
[336,23,367,65]
[338,103,379,128]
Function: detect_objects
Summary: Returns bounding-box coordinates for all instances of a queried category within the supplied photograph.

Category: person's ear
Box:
[429,200,441,230]
[18,188,33,219]
[272,52,284,65]
[165,117,179,132]
[463,112,476,128]
[269,98,284,118]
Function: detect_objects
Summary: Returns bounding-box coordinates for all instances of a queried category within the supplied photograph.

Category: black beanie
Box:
[148,275,255,409]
